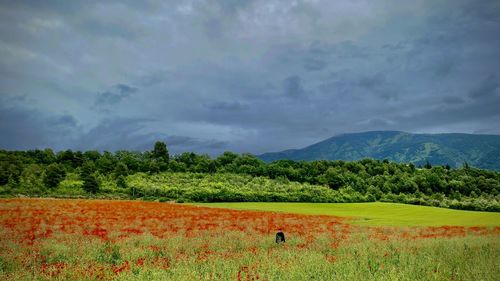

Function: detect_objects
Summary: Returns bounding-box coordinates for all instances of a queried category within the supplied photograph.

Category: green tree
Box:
[366,185,383,200]
[168,159,187,172]
[176,152,197,170]
[151,141,169,171]
[83,150,101,162]
[57,149,83,168]
[116,175,127,189]
[319,167,345,189]
[463,161,470,170]
[19,164,44,192]
[26,149,56,164]
[115,151,142,173]
[96,151,115,173]
[148,160,160,174]
[152,141,169,163]
[426,173,444,193]
[114,162,129,178]
[216,151,239,168]
[81,162,99,193]
[234,154,265,175]
[43,164,66,188]
[408,163,416,172]
[0,152,23,185]
[193,154,212,173]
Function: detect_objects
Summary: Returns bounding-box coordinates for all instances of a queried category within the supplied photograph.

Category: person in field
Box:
[275,229,285,244]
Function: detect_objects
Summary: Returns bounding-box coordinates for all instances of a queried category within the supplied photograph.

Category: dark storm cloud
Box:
[356,73,399,100]
[0,96,78,150]
[95,84,137,106]
[469,75,500,99]
[390,93,500,132]
[74,117,154,151]
[1,0,499,154]
[74,117,228,154]
[165,135,228,153]
[440,96,464,105]
[0,105,227,154]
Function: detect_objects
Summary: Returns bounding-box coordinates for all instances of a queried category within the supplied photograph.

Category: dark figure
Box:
[275,230,285,244]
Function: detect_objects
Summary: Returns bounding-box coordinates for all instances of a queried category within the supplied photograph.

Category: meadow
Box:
[0,198,499,280]
[195,202,500,226]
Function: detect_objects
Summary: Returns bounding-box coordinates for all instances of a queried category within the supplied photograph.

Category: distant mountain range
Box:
[258,131,500,170]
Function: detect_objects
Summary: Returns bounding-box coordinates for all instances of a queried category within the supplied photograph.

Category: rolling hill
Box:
[259,131,500,170]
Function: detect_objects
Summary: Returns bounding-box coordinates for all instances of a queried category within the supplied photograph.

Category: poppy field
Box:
[0,198,499,280]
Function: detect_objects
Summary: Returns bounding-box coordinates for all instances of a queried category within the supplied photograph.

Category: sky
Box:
[0,0,499,156]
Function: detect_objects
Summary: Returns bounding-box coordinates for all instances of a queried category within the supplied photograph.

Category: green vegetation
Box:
[259,131,500,170]
[195,202,500,226]
[1,140,500,212]
[1,198,499,280]
[3,228,499,280]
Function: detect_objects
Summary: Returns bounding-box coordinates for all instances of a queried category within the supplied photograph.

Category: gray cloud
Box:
[393,94,500,133]
[165,135,228,153]
[440,96,465,105]
[74,117,228,154]
[357,73,386,89]
[283,75,305,98]
[207,101,248,112]
[0,96,79,150]
[358,118,393,128]
[303,57,327,71]
[469,75,500,98]
[0,103,227,154]
[93,83,138,112]
[354,73,400,101]
[1,0,499,154]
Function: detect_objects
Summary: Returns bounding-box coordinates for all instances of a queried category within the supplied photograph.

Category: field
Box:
[0,199,499,280]
[194,202,500,226]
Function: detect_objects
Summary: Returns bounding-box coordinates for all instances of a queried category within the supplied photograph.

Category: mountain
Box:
[258,131,500,170]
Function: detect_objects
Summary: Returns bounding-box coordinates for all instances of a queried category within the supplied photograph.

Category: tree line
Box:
[1,141,499,211]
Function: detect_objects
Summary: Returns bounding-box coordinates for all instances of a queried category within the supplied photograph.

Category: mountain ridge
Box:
[258,131,500,170]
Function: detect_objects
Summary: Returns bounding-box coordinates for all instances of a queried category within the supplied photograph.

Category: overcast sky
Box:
[1,0,499,155]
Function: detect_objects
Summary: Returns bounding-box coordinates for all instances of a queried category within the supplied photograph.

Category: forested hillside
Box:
[1,141,499,211]
[259,131,500,170]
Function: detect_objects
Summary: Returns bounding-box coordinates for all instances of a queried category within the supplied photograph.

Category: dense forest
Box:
[1,141,499,212]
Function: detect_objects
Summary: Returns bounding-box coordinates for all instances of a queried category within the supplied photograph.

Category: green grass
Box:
[193,202,500,226]
[4,231,499,280]
[2,199,499,280]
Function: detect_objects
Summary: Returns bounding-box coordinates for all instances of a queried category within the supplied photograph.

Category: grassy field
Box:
[194,202,500,226]
[1,199,499,280]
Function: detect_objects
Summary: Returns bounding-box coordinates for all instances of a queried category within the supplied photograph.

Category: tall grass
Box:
[1,230,498,280]
[0,199,498,280]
